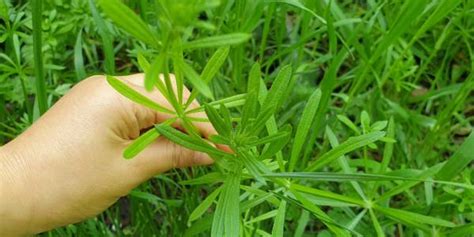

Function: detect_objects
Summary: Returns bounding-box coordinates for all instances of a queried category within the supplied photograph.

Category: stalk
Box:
[32,0,48,115]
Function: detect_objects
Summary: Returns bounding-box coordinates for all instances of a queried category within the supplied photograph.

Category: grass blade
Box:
[436,132,474,181]
[88,0,115,74]
[74,30,86,80]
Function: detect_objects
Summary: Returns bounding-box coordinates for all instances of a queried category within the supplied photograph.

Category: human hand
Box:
[0,74,215,235]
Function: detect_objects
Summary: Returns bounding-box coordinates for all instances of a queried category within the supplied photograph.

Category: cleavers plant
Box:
[94,0,474,236]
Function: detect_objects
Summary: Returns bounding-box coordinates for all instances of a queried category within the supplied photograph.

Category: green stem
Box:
[32,0,48,115]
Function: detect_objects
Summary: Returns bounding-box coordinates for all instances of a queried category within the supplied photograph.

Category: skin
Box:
[0,74,218,236]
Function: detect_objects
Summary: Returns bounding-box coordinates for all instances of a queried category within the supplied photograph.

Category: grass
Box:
[0,0,473,236]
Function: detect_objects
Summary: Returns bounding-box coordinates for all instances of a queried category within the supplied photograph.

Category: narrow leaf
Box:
[177,59,214,99]
[306,131,386,171]
[183,33,251,49]
[212,171,241,237]
[189,187,222,222]
[97,0,158,47]
[260,125,292,160]
[201,47,230,83]
[271,200,286,237]
[436,132,474,181]
[154,124,228,157]
[106,75,174,114]
[289,88,322,171]
[124,129,160,159]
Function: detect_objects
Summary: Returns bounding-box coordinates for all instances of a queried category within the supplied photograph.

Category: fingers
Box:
[113,73,231,152]
[114,74,216,135]
[129,137,214,177]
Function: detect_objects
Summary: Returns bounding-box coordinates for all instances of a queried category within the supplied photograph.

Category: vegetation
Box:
[1,0,473,236]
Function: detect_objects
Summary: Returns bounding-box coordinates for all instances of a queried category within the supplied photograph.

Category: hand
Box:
[0,74,215,236]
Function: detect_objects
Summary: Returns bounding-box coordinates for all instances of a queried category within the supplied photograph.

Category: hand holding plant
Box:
[0,73,215,235]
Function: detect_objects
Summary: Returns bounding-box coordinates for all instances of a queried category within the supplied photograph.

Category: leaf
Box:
[88,0,114,74]
[154,124,228,157]
[239,150,270,184]
[260,124,292,160]
[176,59,214,99]
[211,171,241,237]
[189,187,222,223]
[271,200,286,237]
[291,183,366,206]
[97,0,158,48]
[183,33,251,49]
[201,47,230,83]
[241,62,262,128]
[336,115,360,135]
[204,104,231,137]
[124,129,160,159]
[240,193,274,212]
[246,210,278,224]
[106,75,174,114]
[74,30,86,80]
[379,117,395,173]
[186,94,247,114]
[123,119,175,159]
[289,88,322,171]
[265,0,326,24]
[374,205,456,229]
[209,134,230,145]
[436,132,474,181]
[251,65,292,134]
[246,130,290,147]
[180,172,225,185]
[294,210,310,237]
[289,190,350,236]
[137,52,150,72]
[306,131,386,171]
[368,209,384,237]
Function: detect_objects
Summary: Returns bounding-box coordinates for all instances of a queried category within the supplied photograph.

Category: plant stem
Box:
[32,0,48,115]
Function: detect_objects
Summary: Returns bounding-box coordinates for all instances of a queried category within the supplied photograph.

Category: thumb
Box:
[128,136,214,178]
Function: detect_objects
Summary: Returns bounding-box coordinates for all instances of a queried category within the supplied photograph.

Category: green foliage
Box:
[1,0,473,236]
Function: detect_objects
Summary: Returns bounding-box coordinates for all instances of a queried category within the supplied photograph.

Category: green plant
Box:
[1,0,473,236]
[94,0,474,236]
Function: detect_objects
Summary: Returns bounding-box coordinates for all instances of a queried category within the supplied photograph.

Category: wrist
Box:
[0,145,36,236]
